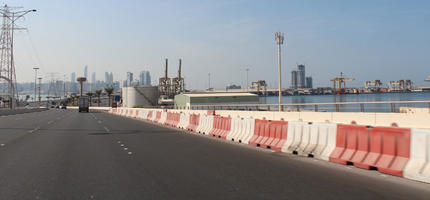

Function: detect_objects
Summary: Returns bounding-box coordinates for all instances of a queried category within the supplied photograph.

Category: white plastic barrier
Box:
[159,111,167,124]
[150,110,157,121]
[404,128,430,183]
[227,118,242,141]
[281,122,337,161]
[138,110,148,120]
[309,123,337,161]
[196,114,207,134]
[178,113,190,129]
[235,118,255,144]
[282,121,309,154]
[127,109,134,118]
[202,115,214,135]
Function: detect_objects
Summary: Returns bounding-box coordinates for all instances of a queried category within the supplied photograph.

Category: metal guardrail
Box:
[190,100,430,113]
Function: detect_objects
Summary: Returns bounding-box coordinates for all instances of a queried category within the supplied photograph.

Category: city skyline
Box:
[6,0,430,90]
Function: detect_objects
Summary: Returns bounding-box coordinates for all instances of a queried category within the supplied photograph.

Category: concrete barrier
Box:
[0,108,48,116]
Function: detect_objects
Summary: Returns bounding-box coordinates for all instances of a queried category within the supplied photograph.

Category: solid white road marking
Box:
[128,152,132,155]
[47,120,54,124]
[124,148,128,150]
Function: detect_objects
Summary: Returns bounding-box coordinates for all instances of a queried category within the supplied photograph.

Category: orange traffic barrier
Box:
[147,111,153,120]
[261,121,288,151]
[209,116,231,138]
[249,119,270,146]
[330,124,411,177]
[330,124,368,165]
[187,114,200,132]
[154,111,162,123]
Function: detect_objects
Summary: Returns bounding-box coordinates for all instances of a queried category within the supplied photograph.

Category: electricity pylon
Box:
[0,5,36,108]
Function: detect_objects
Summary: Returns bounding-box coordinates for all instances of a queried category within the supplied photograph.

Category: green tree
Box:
[95,90,102,106]
[86,92,94,106]
[104,87,114,107]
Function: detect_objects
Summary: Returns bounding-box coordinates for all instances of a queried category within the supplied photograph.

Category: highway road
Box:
[0,109,429,199]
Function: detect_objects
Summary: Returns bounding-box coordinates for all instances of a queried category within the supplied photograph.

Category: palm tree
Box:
[104,87,114,107]
[95,90,102,106]
[86,92,94,106]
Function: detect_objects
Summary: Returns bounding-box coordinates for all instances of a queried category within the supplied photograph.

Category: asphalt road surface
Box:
[0,109,429,200]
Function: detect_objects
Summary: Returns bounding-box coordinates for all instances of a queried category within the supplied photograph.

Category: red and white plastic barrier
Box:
[109,108,430,183]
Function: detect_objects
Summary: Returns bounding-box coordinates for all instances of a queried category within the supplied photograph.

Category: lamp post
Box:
[38,77,42,106]
[246,68,250,91]
[33,67,39,104]
[208,73,211,90]
[275,32,284,112]
[77,77,87,97]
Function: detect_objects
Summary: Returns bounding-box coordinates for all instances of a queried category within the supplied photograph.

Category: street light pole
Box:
[208,73,211,90]
[275,32,284,112]
[246,68,250,91]
[38,77,42,107]
[33,67,39,104]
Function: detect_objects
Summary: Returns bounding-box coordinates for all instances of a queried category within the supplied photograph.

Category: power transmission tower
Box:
[0,5,36,108]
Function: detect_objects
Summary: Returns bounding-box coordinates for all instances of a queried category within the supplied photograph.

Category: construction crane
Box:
[330,72,355,94]
[251,80,267,96]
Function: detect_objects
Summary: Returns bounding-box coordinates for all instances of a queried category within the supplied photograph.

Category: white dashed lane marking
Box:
[103,127,110,132]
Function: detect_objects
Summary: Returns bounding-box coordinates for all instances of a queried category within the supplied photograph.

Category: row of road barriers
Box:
[109,107,430,184]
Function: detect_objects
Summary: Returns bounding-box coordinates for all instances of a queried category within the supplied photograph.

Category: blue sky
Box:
[6,0,430,89]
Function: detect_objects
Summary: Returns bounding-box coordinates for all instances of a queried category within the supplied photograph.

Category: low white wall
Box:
[171,109,430,129]
[114,108,430,129]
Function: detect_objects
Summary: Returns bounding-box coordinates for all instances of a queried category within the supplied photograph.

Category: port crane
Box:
[330,72,355,94]
[251,80,267,96]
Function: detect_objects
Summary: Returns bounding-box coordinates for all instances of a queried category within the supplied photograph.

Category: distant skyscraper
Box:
[145,71,151,85]
[297,64,305,88]
[306,77,313,88]
[291,64,312,89]
[291,71,298,89]
[84,65,88,79]
[91,72,96,83]
[139,71,146,85]
[109,72,113,84]
[126,72,133,86]
[71,72,76,83]
[105,72,109,83]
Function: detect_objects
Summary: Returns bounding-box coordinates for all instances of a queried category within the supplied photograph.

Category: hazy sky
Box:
[6,0,430,89]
